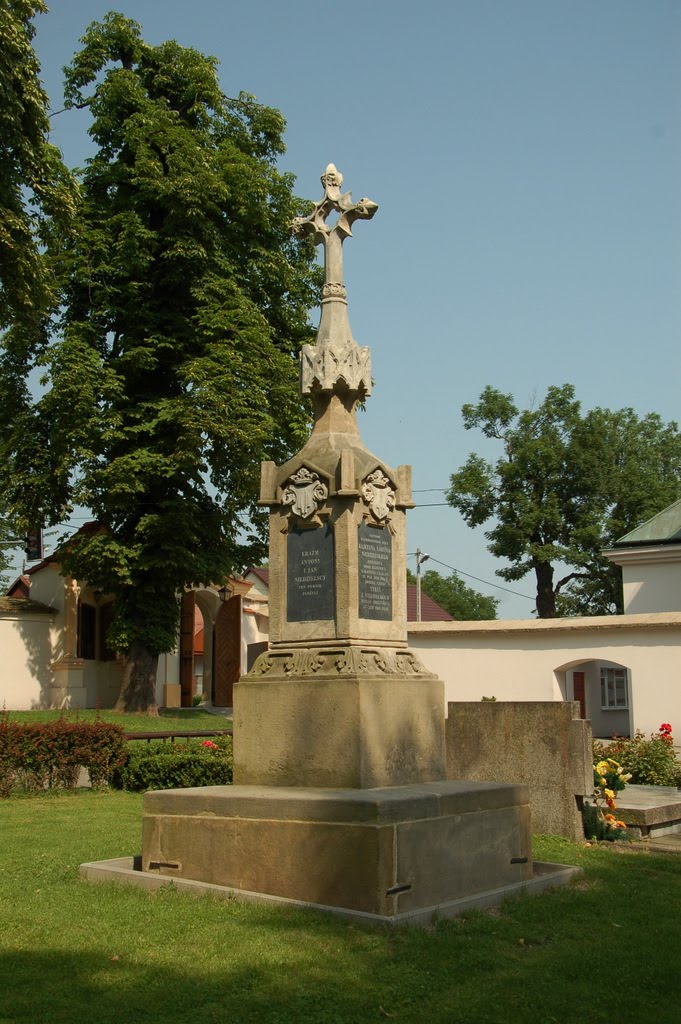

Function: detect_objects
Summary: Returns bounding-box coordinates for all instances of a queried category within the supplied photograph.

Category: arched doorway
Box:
[557,658,632,739]
[179,591,195,707]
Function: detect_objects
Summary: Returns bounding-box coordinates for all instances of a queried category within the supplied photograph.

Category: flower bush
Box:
[594,723,681,787]
[583,757,630,842]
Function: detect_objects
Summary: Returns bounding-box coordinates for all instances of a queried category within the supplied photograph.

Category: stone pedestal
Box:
[234,654,446,788]
[142,781,533,920]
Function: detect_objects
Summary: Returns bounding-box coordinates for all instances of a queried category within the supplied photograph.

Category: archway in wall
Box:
[179,591,195,708]
[179,591,214,706]
[193,589,220,705]
[556,658,633,739]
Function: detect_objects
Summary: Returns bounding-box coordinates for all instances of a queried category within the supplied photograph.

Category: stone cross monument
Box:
[233,165,447,788]
[140,166,539,924]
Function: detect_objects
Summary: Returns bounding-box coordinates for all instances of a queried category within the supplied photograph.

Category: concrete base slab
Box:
[617,784,681,838]
[79,856,580,927]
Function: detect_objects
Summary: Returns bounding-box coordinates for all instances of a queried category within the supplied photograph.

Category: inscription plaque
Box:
[287,524,335,621]
[358,522,392,620]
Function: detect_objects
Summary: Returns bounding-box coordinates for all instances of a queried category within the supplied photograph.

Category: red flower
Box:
[202,739,218,749]
[659,723,673,735]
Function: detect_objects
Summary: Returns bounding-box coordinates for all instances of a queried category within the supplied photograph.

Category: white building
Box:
[3,501,681,731]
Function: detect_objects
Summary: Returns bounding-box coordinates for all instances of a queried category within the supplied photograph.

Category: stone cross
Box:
[293,165,378,400]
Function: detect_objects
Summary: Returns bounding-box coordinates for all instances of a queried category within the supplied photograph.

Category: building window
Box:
[600,667,628,710]
[78,602,96,660]
[78,599,117,661]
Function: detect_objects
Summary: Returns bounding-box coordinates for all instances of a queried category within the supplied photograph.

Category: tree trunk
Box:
[114,642,160,714]
[534,561,557,618]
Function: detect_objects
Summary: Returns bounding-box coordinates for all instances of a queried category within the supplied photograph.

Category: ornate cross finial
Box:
[293,165,378,401]
[293,164,378,302]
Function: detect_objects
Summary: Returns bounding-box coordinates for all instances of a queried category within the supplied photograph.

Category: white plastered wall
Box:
[0,607,56,709]
[408,614,681,738]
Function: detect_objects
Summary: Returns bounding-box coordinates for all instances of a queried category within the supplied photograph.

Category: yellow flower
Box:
[596,761,610,774]
[604,789,615,800]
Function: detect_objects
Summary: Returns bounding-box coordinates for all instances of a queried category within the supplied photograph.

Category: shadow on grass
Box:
[2,858,681,1024]
[0,945,386,1024]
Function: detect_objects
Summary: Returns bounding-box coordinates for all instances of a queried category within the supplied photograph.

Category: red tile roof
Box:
[406,585,454,622]
[6,575,30,598]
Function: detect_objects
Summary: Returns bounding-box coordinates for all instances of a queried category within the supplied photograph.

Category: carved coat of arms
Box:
[362,469,396,522]
[282,467,328,519]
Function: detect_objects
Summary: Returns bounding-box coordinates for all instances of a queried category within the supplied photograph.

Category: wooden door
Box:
[213,596,241,708]
[179,591,195,708]
[573,671,586,719]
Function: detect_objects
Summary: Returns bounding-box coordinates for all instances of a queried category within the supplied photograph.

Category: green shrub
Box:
[0,714,126,796]
[594,725,681,787]
[110,735,233,792]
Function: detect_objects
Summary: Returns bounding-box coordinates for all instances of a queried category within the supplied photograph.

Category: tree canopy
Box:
[0,12,321,709]
[407,567,498,620]
[0,1,76,347]
[1,1,77,584]
[447,384,681,617]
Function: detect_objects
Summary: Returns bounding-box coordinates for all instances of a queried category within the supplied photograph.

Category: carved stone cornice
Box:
[247,645,436,680]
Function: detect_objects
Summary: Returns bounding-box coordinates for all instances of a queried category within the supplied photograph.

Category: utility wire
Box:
[425,555,534,602]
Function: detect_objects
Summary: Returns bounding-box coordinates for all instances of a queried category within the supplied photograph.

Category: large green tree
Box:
[1,1,76,581]
[447,385,681,618]
[406,568,498,620]
[0,13,321,711]
[0,1,76,348]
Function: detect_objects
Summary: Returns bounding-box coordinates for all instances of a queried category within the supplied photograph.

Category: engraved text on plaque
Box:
[287,524,335,621]
[358,522,392,620]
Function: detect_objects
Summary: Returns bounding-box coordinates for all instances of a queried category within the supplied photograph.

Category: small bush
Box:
[594,725,681,787]
[0,714,126,796]
[582,801,628,842]
[110,735,233,792]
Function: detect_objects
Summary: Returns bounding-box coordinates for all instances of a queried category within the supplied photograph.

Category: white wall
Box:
[622,561,681,614]
[605,545,681,615]
[408,614,681,738]
[0,605,56,709]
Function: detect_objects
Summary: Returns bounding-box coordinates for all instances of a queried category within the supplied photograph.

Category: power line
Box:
[410,552,534,602]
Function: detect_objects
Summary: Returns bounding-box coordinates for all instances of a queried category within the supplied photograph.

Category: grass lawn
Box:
[2,707,232,733]
[1,791,680,1023]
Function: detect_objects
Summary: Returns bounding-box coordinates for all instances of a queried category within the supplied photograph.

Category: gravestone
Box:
[136,165,575,923]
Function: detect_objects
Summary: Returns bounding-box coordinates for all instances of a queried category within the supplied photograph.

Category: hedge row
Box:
[0,718,126,796]
[109,736,233,791]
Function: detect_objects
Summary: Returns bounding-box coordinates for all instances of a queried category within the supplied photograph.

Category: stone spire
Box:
[293,164,377,402]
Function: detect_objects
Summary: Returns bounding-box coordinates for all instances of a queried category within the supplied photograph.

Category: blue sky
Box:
[12,0,681,616]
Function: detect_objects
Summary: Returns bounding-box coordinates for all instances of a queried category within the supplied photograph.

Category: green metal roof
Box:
[615,498,681,547]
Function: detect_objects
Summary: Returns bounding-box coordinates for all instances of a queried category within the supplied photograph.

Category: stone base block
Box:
[141,780,533,919]
[233,667,446,788]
